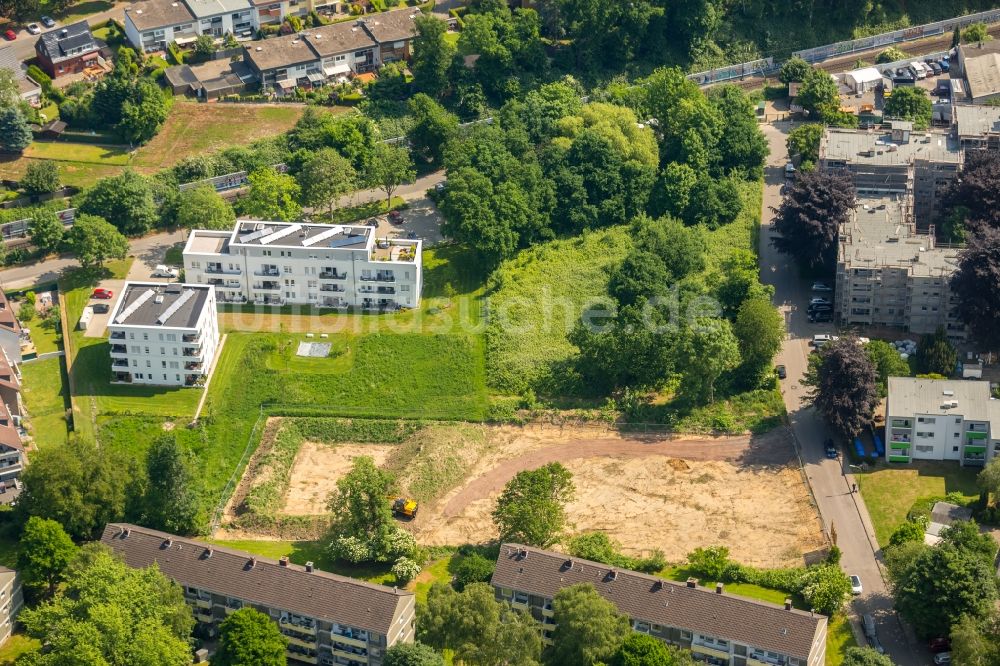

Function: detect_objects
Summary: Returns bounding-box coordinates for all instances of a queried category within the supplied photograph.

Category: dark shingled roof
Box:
[36,20,97,63]
[359,7,419,44]
[243,32,321,73]
[491,544,826,660]
[305,20,376,58]
[101,523,413,635]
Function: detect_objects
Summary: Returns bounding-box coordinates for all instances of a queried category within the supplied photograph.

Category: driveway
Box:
[758,121,923,666]
[81,278,123,338]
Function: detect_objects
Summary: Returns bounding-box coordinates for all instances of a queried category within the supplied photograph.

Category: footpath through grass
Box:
[857,461,980,546]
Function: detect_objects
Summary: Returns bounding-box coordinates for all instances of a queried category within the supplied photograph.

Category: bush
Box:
[686,546,731,580]
[392,556,421,586]
[453,553,495,591]
[330,535,375,564]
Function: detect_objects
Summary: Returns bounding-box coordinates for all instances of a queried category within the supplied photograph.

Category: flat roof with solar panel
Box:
[109,282,212,329]
[231,220,371,250]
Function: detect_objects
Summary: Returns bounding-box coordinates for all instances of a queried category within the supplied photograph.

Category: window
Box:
[512,591,528,604]
[956,418,962,424]
[143,333,149,341]
[400,285,410,292]
[146,361,151,368]
[335,54,346,62]
[633,621,651,633]
[284,266,292,274]
[499,588,512,598]
[918,417,936,424]
[162,361,167,368]
[680,630,692,641]
[160,347,165,355]
[954,446,960,452]
[954,433,960,438]
[158,333,164,341]
[144,347,150,354]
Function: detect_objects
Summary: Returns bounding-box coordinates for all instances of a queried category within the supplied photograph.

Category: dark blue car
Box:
[824,439,838,459]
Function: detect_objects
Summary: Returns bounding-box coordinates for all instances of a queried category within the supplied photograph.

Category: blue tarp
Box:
[873,433,885,456]
[854,437,866,458]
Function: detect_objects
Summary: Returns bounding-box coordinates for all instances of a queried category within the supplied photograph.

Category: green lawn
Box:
[825,613,858,666]
[327,196,404,224]
[49,0,114,25]
[0,635,40,665]
[415,555,455,605]
[20,357,70,450]
[25,141,131,166]
[205,539,395,585]
[857,461,980,546]
[661,566,800,608]
[163,244,184,266]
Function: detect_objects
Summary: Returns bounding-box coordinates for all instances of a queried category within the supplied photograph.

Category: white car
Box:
[26,23,41,35]
[810,297,832,306]
[150,265,179,278]
[850,575,863,595]
[811,282,832,292]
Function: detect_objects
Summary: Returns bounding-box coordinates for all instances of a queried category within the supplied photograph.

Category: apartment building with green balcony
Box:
[101,524,415,666]
[491,545,827,666]
[886,377,1000,466]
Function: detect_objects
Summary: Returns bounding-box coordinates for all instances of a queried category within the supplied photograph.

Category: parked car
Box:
[812,333,834,347]
[825,439,838,459]
[92,303,110,314]
[928,62,942,75]
[387,210,404,224]
[151,265,179,278]
[784,162,796,178]
[929,639,951,654]
[938,59,950,72]
[809,312,832,323]
[26,23,40,34]
[406,231,418,240]
[810,297,832,305]
[808,305,832,315]
[92,288,114,299]
[933,653,951,665]
[850,575,863,595]
[366,218,379,227]
[40,15,55,27]
[776,365,786,379]
[3,29,16,40]
[434,182,446,193]
[811,282,832,292]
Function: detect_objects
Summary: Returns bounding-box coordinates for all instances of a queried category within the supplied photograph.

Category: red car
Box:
[388,210,404,224]
[3,29,16,40]
[92,288,114,299]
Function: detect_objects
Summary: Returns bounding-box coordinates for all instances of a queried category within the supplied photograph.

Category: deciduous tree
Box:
[296,148,356,219]
[407,94,460,166]
[20,160,60,195]
[453,553,496,591]
[979,458,1000,508]
[548,583,630,666]
[64,214,129,269]
[786,123,824,170]
[950,612,1000,666]
[963,22,990,44]
[865,339,911,397]
[238,168,302,221]
[809,337,879,439]
[411,15,455,99]
[771,170,855,272]
[733,297,784,387]
[175,184,236,232]
[842,647,894,666]
[916,326,956,377]
[492,462,574,547]
[17,544,193,665]
[79,170,159,236]
[368,143,415,209]
[29,209,65,255]
[951,225,1000,349]
[612,633,693,666]
[941,150,1000,234]
[884,86,932,130]
[797,69,839,117]
[385,642,445,666]
[888,520,926,548]
[215,607,287,666]
[17,516,77,597]
[418,583,541,666]
[711,85,769,178]
[778,56,811,84]
[142,435,201,535]
[678,318,741,403]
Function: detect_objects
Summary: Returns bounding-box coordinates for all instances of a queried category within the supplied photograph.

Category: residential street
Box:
[758,122,923,666]
[0,3,128,65]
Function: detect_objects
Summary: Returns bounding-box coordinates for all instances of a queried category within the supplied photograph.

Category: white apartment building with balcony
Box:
[107,282,220,387]
[183,220,422,310]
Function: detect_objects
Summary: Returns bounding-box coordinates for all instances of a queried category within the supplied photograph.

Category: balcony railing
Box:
[319,271,347,280]
[206,266,241,275]
[185,362,203,372]
[320,284,345,292]
[254,283,280,291]
[254,268,280,277]
[182,333,201,343]
[183,350,202,359]
[110,331,125,340]
[111,359,129,368]
[376,286,395,294]
[110,344,127,354]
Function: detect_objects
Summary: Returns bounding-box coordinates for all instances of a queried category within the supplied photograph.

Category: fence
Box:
[793,8,1000,63]
[687,57,777,86]
[1,208,75,243]
[178,163,288,193]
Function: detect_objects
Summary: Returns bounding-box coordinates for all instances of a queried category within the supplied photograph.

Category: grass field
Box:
[0,143,131,188]
[856,461,980,546]
[485,226,632,395]
[661,566,799,608]
[20,357,70,450]
[0,635,41,666]
[132,102,315,173]
[825,613,858,666]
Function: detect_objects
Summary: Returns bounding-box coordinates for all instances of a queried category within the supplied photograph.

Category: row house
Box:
[492,544,827,666]
[250,0,337,28]
[183,220,422,310]
[125,0,254,51]
[107,282,221,387]
[101,524,415,665]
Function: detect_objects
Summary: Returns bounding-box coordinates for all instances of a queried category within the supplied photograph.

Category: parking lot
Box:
[81,280,124,338]
[369,197,445,245]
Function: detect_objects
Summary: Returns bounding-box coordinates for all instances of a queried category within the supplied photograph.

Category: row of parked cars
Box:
[888,56,951,86]
[2,15,56,40]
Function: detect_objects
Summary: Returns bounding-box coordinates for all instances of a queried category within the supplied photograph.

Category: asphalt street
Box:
[759,122,923,666]
[0,3,127,66]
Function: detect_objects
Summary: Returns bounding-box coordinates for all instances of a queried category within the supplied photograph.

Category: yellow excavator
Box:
[392,497,418,519]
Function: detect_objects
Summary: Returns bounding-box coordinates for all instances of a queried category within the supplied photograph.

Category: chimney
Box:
[607,570,618,581]
[204,547,213,559]
[784,598,792,610]
[247,557,257,570]
[124,528,131,538]
[716,582,724,594]
[686,578,697,588]
[279,556,289,567]
[305,561,314,572]
[162,538,172,548]
[518,549,528,560]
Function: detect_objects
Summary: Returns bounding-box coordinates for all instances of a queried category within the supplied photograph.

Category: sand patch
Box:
[281,442,396,515]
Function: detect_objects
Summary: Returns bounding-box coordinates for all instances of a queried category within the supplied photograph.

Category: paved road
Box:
[0,3,128,65]
[758,122,923,666]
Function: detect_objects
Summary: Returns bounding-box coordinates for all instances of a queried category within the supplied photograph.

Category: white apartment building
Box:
[0,567,23,647]
[183,220,422,310]
[107,282,220,387]
[886,377,1000,467]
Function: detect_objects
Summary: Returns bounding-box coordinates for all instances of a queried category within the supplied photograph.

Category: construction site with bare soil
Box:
[219,420,827,569]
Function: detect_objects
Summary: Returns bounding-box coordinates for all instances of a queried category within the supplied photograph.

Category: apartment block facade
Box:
[492,545,827,666]
[183,221,422,310]
[886,377,1000,466]
[101,524,415,666]
[835,196,965,342]
[0,567,23,647]
[819,124,962,224]
[107,282,220,387]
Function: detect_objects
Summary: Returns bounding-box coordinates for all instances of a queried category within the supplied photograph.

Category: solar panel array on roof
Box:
[302,226,346,247]
[259,224,302,245]
[156,289,197,325]
[330,235,362,249]
[115,289,156,325]
[239,227,275,243]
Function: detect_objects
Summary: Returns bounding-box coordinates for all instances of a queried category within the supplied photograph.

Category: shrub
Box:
[686,546,731,580]
[330,535,375,564]
[380,527,417,562]
[453,553,495,591]
[392,556,421,585]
